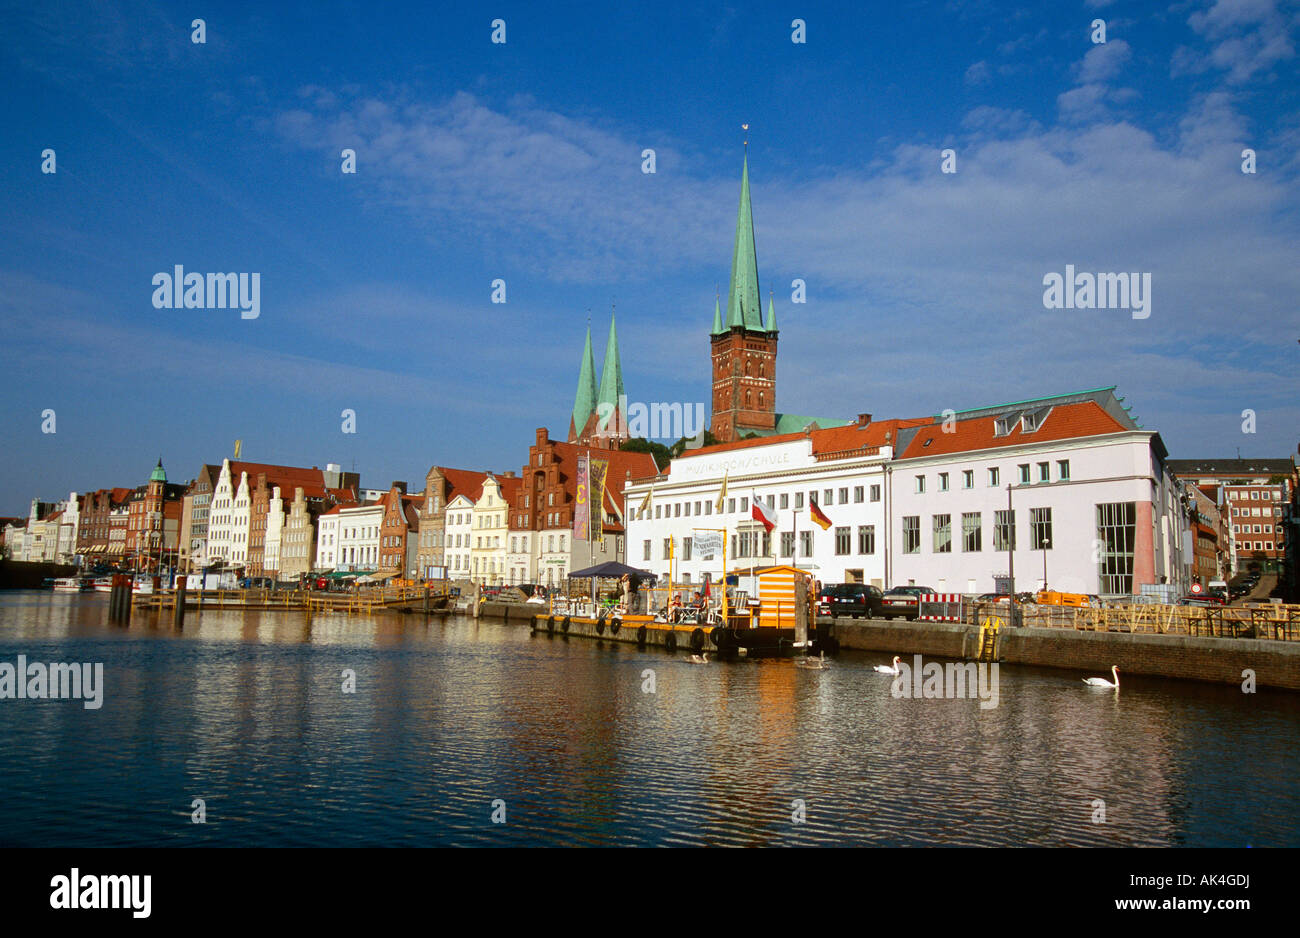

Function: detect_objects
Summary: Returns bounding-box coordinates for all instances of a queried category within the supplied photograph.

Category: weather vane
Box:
[742,122,749,149]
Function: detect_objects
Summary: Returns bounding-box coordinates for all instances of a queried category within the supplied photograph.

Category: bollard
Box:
[423,585,430,616]
[173,575,187,628]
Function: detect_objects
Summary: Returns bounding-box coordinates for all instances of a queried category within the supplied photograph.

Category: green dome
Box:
[150,458,166,483]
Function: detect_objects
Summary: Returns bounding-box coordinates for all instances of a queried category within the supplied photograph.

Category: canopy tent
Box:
[567,561,657,581]
[322,570,368,580]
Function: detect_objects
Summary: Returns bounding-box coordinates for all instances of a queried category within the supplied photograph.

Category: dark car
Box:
[818,583,884,619]
[881,585,936,620]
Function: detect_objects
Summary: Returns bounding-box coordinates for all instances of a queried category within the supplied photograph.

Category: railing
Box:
[962,601,1300,642]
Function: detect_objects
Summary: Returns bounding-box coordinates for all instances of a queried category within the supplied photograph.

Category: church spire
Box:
[765,291,777,332]
[569,325,598,441]
[725,153,764,332]
[595,312,625,435]
[711,291,724,335]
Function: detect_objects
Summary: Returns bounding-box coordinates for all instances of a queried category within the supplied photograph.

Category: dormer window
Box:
[1021,413,1039,433]
[994,416,1013,437]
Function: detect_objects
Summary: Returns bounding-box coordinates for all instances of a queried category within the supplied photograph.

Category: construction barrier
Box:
[918,592,964,622]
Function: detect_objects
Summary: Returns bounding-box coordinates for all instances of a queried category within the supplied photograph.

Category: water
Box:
[0,590,1296,847]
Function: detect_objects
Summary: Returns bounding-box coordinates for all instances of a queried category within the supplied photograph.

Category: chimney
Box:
[503,471,516,478]
[857,413,872,427]
[391,481,407,494]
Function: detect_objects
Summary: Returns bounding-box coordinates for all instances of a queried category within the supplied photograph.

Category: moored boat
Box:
[53,577,93,593]
[94,576,114,592]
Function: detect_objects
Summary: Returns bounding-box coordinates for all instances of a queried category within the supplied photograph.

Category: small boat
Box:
[53,577,93,593]
[94,576,115,592]
[132,577,156,594]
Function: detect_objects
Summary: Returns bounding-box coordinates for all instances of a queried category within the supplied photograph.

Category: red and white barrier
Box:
[918,593,963,621]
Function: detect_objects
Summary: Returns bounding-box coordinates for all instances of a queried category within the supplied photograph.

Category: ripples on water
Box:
[0,591,1296,847]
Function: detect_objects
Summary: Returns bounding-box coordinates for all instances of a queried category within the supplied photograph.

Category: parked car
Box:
[818,583,884,619]
[881,585,936,620]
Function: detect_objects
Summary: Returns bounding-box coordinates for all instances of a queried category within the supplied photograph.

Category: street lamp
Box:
[1041,537,1050,591]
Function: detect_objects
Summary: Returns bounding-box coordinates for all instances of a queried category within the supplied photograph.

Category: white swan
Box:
[1082,665,1120,689]
[873,655,902,675]
[796,652,829,669]
[688,652,709,664]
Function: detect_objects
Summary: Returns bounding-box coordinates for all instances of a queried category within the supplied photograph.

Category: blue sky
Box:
[1,0,1297,513]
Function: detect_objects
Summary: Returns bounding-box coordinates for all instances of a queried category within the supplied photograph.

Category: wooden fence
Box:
[964,601,1300,642]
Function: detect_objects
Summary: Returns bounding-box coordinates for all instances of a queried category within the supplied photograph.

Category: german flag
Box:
[809,498,832,531]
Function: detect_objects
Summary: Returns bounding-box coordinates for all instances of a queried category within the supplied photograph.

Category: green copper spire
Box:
[725,154,764,332]
[595,313,625,432]
[570,326,598,439]
[711,295,724,335]
[150,458,166,483]
[765,292,777,332]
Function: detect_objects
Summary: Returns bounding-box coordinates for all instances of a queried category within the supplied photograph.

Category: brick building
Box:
[1168,458,1292,575]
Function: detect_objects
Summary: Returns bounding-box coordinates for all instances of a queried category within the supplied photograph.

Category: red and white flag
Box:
[751,491,777,533]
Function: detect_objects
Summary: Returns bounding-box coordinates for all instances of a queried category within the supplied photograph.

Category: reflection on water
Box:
[0,590,1296,847]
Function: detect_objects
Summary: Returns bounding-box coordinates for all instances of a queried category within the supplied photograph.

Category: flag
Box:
[590,459,608,544]
[638,487,652,517]
[751,490,776,533]
[234,439,242,458]
[573,456,589,540]
[810,497,832,531]
[715,470,728,513]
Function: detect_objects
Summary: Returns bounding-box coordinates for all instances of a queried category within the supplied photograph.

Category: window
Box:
[962,470,973,489]
[799,531,813,557]
[655,506,661,519]
[705,501,712,515]
[1037,462,1050,483]
[835,526,851,555]
[915,475,926,494]
[780,531,795,557]
[824,490,834,506]
[1021,412,1039,432]
[1030,507,1052,550]
[728,498,736,513]
[933,514,951,553]
[1057,460,1070,481]
[858,525,875,555]
[684,502,691,516]
[869,484,881,502]
[740,497,748,512]
[1018,464,1030,485]
[938,473,949,492]
[795,493,804,510]
[994,509,1015,551]
[962,513,981,552]
[674,503,681,517]
[663,538,672,560]
[839,487,849,504]
[682,537,692,561]
[1096,502,1136,594]
[902,517,920,553]
[779,493,789,510]
[989,467,1000,487]
[643,540,651,561]
[994,416,1012,436]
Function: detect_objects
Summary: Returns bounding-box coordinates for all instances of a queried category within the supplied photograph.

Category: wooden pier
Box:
[133,585,453,617]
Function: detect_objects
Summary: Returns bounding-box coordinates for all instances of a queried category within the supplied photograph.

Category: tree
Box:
[619,437,673,471]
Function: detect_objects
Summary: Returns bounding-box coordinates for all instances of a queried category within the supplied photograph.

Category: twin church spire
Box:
[568,313,625,447]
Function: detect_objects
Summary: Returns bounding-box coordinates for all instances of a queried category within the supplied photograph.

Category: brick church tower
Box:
[710,153,779,443]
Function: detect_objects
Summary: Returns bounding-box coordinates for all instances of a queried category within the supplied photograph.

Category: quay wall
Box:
[830,617,1300,691]
[0,560,77,590]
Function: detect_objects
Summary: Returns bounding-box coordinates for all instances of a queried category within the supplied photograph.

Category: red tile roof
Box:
[896,401,1128,459]
[435,467,491,504]
[810,418,931,456]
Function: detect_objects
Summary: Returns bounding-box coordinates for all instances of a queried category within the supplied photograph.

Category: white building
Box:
[444,492,478,579]
[264,486,286,576]
[625,389,1193,598]
[315,506,343,570]
[335,502,383,571]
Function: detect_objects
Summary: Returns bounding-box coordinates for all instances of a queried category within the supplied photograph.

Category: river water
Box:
[0,591,1296,847]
